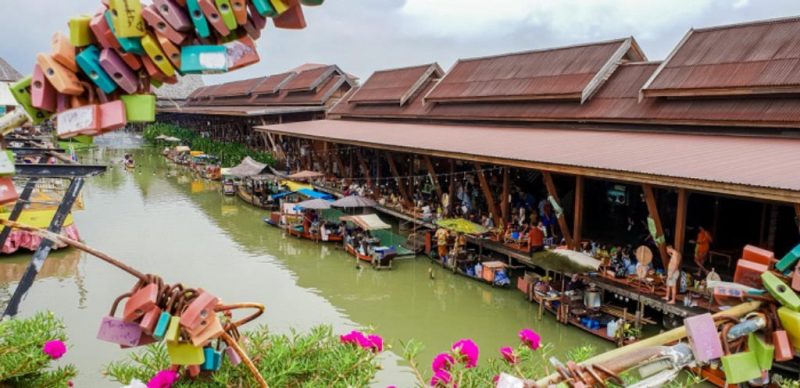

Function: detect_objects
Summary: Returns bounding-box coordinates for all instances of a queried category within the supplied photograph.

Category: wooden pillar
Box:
[767,205,779,251]
[573,176,584,245]
[448,160,455,215]
[356,150,372,187]
[674,188,688,254]
[542,172,575,248]
[386,153,412,207]
[332,145,347,179]
[422,155,443,201]
[475,163,502,228]
[501,167,510,224]
[642,184,669,263]
[795,204,800,217]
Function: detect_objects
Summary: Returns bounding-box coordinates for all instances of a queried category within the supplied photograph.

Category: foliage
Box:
[143,123,275,168]
[104,325,382,387]
[0,312,77,387]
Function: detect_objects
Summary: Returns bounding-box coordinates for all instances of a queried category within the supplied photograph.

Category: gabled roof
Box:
[282,65,340,92]
[347,63,443,106]
[642,16,800,98]
[212,77,265,98]
[425,38,645,104]
[250,72,297,95]
[0,58,22,82]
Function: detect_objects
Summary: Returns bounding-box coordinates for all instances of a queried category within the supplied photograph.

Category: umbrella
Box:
[435,218,488,235]
[287,170,323,180]
[295,198,331,210]
[340,214,391,230]
[530,248,601,274]
[331,195,376,208]
[174,146,191,152]
[165,136,181,142]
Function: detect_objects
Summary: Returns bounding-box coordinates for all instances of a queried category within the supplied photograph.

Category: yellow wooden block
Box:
[166,341,205,365]
[69,15,93,47]
[164,316,181,341]
[141,34,176,77]
[269,0,290,15]
[109,0,146,38]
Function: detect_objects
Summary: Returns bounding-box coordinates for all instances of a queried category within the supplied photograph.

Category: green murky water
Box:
[0,142,612,386]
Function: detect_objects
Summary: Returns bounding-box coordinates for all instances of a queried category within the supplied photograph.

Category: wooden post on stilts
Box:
[573,176,584,246]
[542,172,575,248]
[501,167,510,225]
[423,155,443,203]
[386,153,412,208]
[674,188,688,254]
[642,184,669,265]
[475,163,502,228]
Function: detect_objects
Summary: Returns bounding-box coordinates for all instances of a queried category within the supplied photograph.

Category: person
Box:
[691,226,713,276]
[455,232,467,256]
[565,273,584,292]
[664,245,682,305]
[435,227,449,264]
[529,222,545,253]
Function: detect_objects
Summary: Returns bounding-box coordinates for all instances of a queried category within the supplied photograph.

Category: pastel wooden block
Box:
[777,244,800,273]
[166,342,205,365]
[141,55,177,84]
[0,178,19,206]
[272,2,305,29]
[57,105,99,138]
[300,0,323,5]
[742,245,774,266]
[186,0,211,38]
[153,0,193,32]
[31,65,57,112]
[180,45,227,74]
[224,36,259,70]
[56,93,71,113]
[99,100,127,132]
[684,313,724,362]
[248,1,268,29]
[230,0,247,25]
[179,291,219,331]
[762,271,800,310]
[157,34,182,69]
[120,94,156,122]
[70,94,89,109]
[778,306,800,351]
[99,48,138,94]
[269,0,290,15]
[251,0,275,17]
[90,13,121,49]
[242,18,261,40]
[10,76,51,124]
[792,262,800,292]
[114,48,143,71]
[109,0,146,38]
[104,11,145,54]
[142,5,186,45]
[198,0,231,36]
[36,54,84,96]
[51,33,78,73]
[97,316,143,346]
[215,0,238,30]
[69,15,94,47]
[142,34,176,77]
[733,258,768,288]
[76,45,118,94]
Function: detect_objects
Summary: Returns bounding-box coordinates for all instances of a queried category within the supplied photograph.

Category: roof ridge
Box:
[693,14,800,33]
[370,63,439,74]
[621,61,663,66]
[456,37,630,63]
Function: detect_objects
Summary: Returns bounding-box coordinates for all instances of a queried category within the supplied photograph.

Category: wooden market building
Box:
[254,16,800,271]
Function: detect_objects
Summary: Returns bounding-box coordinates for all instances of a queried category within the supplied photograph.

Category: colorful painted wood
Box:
[76,45,119,94]
[99,48,139,94]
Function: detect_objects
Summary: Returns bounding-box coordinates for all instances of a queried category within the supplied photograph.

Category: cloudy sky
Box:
[2,0,800,84]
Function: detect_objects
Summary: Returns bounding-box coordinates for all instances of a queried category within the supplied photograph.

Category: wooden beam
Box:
[573,176,584,245]
[332,144,347,179]
[501,167,510,224]
[542,172,575,248]
[448,160,455,215]
[386,153,412,208]
[795,203,800,218]
[422,155,443,201]
[642,184,669,264]
[674,188,688,254]
[355,150,372,187]
[475,163,502,228]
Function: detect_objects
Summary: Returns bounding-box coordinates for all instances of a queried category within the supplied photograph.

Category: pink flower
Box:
[499,346,517,364]
[432,352,455,372]
[42,340,67,359]
[341,331,383,353]
[451,339,479,368]
[518,328,541,350]
[147,370,179,388]
[430,369,451,386]
[368,334,384,352]
[492,375,500,384]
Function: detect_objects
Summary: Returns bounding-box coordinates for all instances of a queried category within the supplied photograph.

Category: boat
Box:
[0,189,82,255]
[164,145,191,165]
[265,199,343,243]
[428,249,513,288]
[190,154,221,181]
[340,213,397,270]
[222,178,236,196]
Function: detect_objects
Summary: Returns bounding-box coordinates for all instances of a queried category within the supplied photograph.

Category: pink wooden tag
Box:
[31,64,57,112]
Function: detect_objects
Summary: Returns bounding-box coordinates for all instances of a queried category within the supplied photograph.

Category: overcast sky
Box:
[3,0,800,85]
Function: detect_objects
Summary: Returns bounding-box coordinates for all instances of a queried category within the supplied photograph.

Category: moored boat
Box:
[340,213,397,270]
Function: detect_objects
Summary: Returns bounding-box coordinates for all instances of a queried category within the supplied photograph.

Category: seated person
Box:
[529,223,545,253]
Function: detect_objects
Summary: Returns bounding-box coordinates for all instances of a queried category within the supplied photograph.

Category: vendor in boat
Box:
[565,273,585,292]
[529,222,545,254]
[435,227,449,265]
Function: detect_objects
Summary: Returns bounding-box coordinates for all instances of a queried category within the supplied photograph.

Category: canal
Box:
[0,139,612,386]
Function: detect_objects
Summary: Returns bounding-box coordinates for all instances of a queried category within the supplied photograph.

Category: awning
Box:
[341,214,391,231]
[228,156,267,177]
[297,188,333,200]
[295,198,332,210]
[287,170,323,180]
[281,180,312,192]
[270,191,298,200]
[257,119,800,202]
[174,146,191,152]
[158,105,326,117]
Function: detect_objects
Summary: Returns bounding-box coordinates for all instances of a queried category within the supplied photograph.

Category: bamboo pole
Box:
[533,301,761,387]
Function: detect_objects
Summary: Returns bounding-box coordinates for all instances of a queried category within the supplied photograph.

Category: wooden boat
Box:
[0,192,80,255]
[222,179,236,196]
[341,214,397,270]
[427,250,512,288]
[285,222,343,242]
[236,185,277,210]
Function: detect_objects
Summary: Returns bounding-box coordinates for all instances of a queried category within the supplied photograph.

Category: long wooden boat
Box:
[236,185,276,210]
[285,223,343,242]
[344,241,396,269]
[427,252,512,288]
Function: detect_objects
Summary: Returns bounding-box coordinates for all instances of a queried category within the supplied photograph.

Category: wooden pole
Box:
[448,160,455,216]
[642,184,669,264]
[422,155,443,201]
[542,172,575,248]
[674,188,688,254]
[332,145,347,180]
[501,167,510,224]
[356,150,373,188]
[573,176,584,245]
[474,163,502,228]
[386,153,412,208]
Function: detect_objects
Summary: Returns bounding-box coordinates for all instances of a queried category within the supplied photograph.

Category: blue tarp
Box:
[270,191,297,200]
[297,188,333,200]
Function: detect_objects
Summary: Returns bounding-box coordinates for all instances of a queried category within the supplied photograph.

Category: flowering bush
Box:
[0,312,76,387]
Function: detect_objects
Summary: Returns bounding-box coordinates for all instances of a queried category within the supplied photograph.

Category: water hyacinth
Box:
[451,339,479,368]
[432,352,455,372]
[518,328,541,350]
[339,330,384,353]
[42,339,67,359]
[499,346,517,364]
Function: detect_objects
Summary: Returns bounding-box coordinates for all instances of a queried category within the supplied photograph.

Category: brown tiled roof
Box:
[258,119,800,201]
[211,77,265,97]
[282,65,337,92]
[250,72,297,95]
[642,16,800,98]
[425,38,645,104]
[347,63,443,105]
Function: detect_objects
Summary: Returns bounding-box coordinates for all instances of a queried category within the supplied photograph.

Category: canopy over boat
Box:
[295,198,332,210]
[531,248,601,274]
[282,179,313,192]
[228,157,268,178]
[297,188,333,200]
[340,214,391,231]
[164,136,181,142]
[287,170,323,180]
[331,195,376,208]
[435,218,488,235]
[174,145,191,153]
